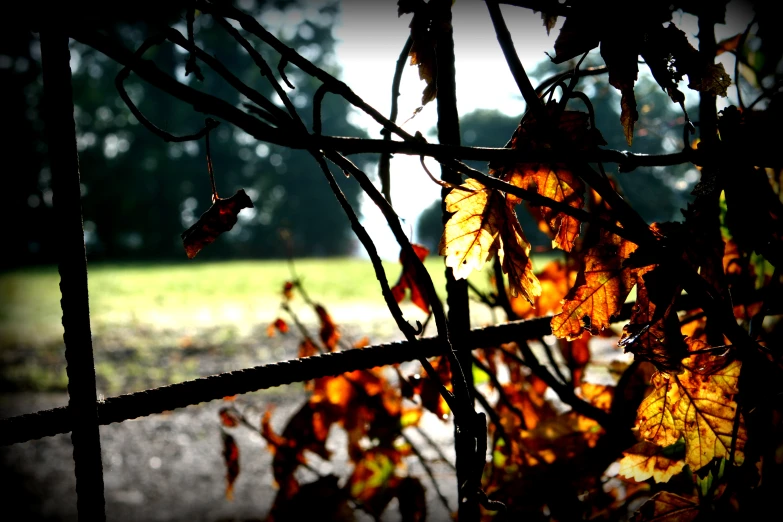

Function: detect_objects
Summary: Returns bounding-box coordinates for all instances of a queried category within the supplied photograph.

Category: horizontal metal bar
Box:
[2,316,556,446]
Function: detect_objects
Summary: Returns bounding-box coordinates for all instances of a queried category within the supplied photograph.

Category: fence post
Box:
[40,28,106,521]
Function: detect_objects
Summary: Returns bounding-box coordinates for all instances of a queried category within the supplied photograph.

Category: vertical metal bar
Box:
[40,30,106,521]
[432,0,478,519]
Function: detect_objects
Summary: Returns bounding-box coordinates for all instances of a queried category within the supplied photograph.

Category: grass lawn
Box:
[0,255,560,394]
[1,255,562,346]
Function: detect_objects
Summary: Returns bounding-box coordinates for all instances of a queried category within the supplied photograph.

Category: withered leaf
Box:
[510,260,572,319]
[391,243,431,313]
[439,179,541,302]
[181,189,253,258]
[551,229,642,340]
[315,304,340,351]
[631,491,699,522]
[221,431,240,500]
[619,441,686,483]
[399,0,439,105]
[219,407,241,428]
[619,267,687,374]
[499,105,603,251]
[266,318,289,338]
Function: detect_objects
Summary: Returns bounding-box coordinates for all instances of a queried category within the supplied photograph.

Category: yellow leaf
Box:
[637,372,682,447]
[674,359,746,470]
[619,441,686,483]
[439,179,541,303]
[439,178,504,280]
[634,354,746,473]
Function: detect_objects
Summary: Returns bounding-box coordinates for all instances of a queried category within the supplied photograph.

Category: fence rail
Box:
[2,315,558,446]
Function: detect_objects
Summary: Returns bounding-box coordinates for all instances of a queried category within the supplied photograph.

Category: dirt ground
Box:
[0,320,460,522]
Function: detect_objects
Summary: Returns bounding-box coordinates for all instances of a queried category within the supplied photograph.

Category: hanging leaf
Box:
[266,318,289,338]
[315,304,340,351]
[221,431,240,500]
[439,179,541,302]
[348,448,402,518]
[219,407,241,428]
[181,189,253,258]
[398,0,439,105]
[551,229,643,340]
[391,243,431,313]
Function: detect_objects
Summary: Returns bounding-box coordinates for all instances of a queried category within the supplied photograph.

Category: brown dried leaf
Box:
[551,230,641,340]
[181,189,253,258]
[631,491,699,522]
[315,304,340,351]
[221,431,240,500]
[391,243,431,313]
[439,179,541,302]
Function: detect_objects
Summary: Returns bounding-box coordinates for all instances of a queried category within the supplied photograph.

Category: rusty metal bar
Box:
[41,29,106,521]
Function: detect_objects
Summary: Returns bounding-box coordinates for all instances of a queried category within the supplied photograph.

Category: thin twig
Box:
[379,36,413,205]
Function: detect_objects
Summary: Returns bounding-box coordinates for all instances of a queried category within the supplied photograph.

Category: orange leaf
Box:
[219,407,241,428]
[631,491,699,522]
[267,317,289,338]
[221,432,240,500]
[510,260,572,319]
[283,281,295,300]
[551,229,642,340]
[181,189,253,258]
[315,304,340,351]
[391,243,431,313]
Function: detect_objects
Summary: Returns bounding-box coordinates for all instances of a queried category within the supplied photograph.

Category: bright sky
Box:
[330,1,752,259]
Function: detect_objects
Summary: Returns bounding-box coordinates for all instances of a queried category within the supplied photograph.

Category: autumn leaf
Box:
[635,353,747,472]
[439,178,541,302]
[551,229,643,340]
[499,105,603,251]
[391,243,431,313]
[398,0,440,105]
[510,260,572,319]
[349,448,401,518]
[219,407,241,428]
[221,431,240,500]
[505,164,584,252]
[631,491,699,522]
[619,267,687,374]
[552,8,731,143]
[266,318,289,338]
[619,441,686,483]
[439,178,504,279]
[181,189,253,258]
[636,371,681,448]
[315,304,340,351]
[282,281,294,300]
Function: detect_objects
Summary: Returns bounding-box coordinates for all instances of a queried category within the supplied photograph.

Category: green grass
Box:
[0,255,558,392]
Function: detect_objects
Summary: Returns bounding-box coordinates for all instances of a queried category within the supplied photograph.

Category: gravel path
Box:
[0,315,462,522]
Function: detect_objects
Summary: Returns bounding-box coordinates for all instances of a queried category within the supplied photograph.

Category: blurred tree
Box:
[2,0,368,267]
